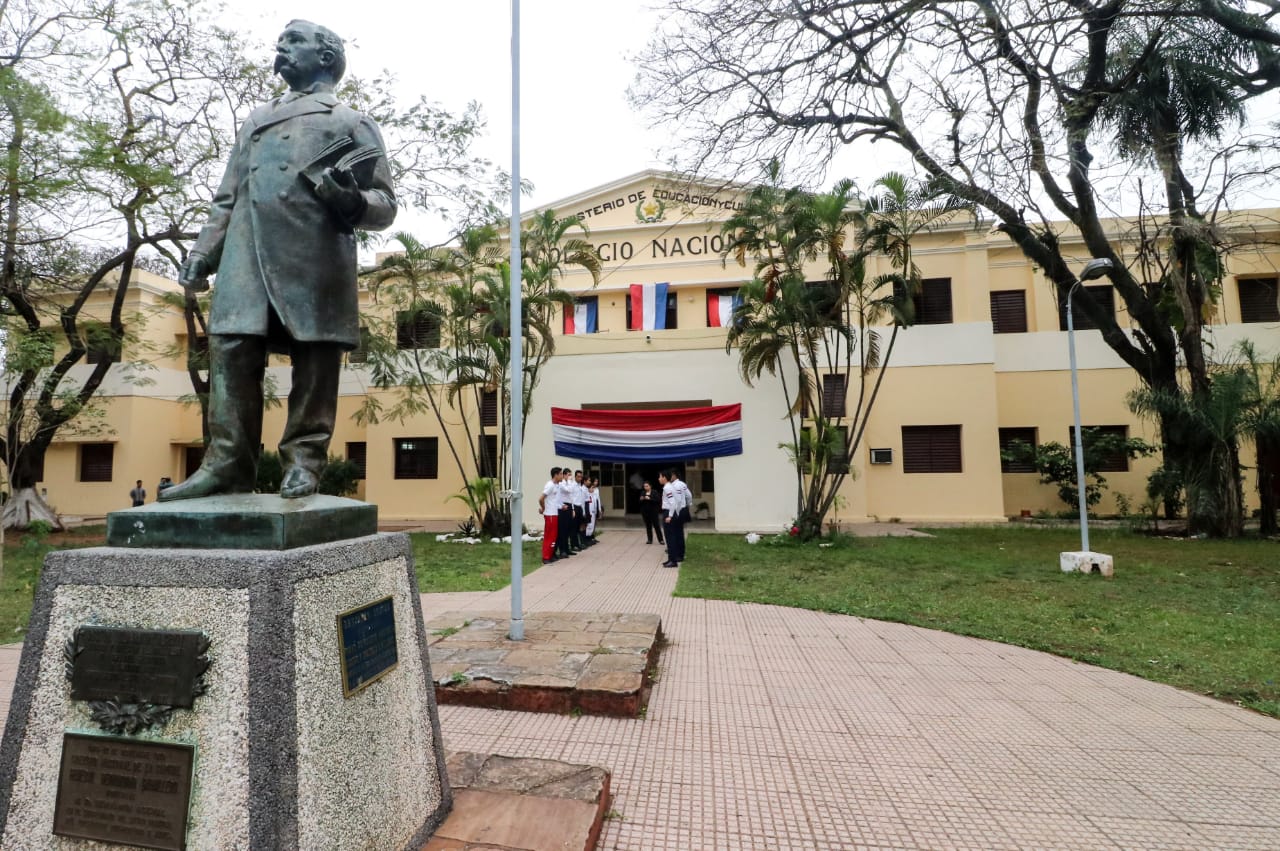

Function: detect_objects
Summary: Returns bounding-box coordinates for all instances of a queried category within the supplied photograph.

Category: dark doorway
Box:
[183,446,206,479]
[623,463,686,514]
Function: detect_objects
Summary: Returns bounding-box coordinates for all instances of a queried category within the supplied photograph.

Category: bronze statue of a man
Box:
[162,20,395,502]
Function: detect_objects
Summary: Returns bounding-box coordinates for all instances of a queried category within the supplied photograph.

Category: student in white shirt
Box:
[538,467,564,565]
[584,478,602,544]
[556,469,576,557]
[570,469,588,550]
[659,469,684,567]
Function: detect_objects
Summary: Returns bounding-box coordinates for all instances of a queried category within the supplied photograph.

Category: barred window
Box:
[478,435,498,478]
[394,438,438,479]
[481,390,498,428]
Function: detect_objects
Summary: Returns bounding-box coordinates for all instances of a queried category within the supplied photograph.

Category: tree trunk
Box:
[2,487,62,531]
[1259,438,1279,536]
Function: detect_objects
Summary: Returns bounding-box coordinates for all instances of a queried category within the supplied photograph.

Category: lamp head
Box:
[1079,258,1114,282]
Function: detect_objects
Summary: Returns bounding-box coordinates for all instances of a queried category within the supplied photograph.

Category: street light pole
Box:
[1065,258,1113,557]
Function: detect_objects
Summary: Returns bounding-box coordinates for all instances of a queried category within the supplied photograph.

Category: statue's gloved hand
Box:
[180,255,211,293]
[316,167,366,222]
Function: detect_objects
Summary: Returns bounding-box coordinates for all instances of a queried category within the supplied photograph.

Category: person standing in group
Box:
[570,470,588,551]
[556,467,576,558]
[538,467,564,565]
[670,469,694,563]
[129,480,147,507]
[584,478,602,545]
[638,480,664,546]
[659,469,684,568]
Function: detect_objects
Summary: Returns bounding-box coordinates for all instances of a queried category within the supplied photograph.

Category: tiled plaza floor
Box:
[1,530,1278,849]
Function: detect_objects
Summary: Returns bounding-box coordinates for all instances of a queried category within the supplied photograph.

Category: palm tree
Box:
[722,168,939,538]
[1233,340,1280,535]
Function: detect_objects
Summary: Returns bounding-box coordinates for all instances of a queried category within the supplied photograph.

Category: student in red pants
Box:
[539,467,564,564]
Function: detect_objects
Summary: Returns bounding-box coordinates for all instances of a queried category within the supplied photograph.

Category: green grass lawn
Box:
[678,527,1280,717]
[408,536,543,593]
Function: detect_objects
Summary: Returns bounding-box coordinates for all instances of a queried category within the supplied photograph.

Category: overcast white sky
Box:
[218,1,681,241]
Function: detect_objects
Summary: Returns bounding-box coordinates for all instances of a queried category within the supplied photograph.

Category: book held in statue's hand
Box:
[298,136,380,189]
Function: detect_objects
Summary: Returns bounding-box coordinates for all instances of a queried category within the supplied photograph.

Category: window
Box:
[1238,278,1280,323]
[346,442,367,480]
[478,435,498,478]
[84,324,122,365]
[393,438,438,479]
[895,278,953,325]
[347,327,371,364]
[1058,285,1115,331]
[989,290,1028,334]
[830,427,851,474]
[820,374,847,418]
[998,427,1038,473]
[901,425,962,473]
[625,290,678,330]
[79,443,115,482]
[396,309,441,349]
[480,389,498,428]
[1077,425,1130,473]
[701,470,715,493]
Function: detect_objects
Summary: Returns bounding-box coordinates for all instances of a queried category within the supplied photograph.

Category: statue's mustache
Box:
[273,55,292,73]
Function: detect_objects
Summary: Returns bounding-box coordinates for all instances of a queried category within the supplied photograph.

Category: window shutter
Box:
[1238,278,1280,323]
[917,278,954,325]
[394,438,439,479]
[346,442,367,479]
[1059,285,1115,331]
[998,427,1037,473]
[481,390,498,427]
[80,443,115,482]
[901,425,962,473]
[989,291,1028,334]
[821,374,847,418]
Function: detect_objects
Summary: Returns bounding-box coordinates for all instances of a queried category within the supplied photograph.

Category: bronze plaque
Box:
[337,596,399,697]
[68,627,208,708]
[52,732,194,851]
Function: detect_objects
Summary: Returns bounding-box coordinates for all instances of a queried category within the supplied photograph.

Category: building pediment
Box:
[531,170,753,232]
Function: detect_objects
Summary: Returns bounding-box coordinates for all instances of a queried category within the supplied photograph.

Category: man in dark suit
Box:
[162,20,395,501]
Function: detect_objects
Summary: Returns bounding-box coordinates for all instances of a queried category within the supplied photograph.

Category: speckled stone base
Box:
[0,533,451,850]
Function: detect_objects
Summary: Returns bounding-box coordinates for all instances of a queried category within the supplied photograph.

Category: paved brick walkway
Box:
[430,531,1280,849]
[1,531,1277,848]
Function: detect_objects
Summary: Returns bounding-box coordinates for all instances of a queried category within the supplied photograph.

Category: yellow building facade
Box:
[24,171,1280,530]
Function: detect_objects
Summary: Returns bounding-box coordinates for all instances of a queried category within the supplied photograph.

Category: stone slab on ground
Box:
[426,612,661,717]
[106,493,377,549]
[423,752,611,851]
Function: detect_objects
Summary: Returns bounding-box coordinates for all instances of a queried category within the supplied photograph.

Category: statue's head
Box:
[274,19,346,89]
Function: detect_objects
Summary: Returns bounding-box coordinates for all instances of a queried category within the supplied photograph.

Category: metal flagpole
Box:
[507,0,525,640]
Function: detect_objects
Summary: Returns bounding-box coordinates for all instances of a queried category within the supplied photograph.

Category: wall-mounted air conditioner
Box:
[869,448,893,465]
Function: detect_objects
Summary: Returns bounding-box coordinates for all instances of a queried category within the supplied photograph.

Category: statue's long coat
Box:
[192,91,396,349]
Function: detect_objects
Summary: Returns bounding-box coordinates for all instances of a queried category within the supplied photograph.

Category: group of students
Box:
[537,467,604,565]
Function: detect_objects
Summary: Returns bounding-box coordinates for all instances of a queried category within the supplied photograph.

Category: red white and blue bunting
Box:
[551,404,743,462]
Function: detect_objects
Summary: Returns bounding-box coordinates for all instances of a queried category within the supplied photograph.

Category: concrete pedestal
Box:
[0,532,451,850]
[1059,550,1115,577]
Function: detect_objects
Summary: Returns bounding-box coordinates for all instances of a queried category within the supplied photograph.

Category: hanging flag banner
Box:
[564,299,598,335]
[551,404,743,461]
[707,291,742,328]
[629,282,669,331]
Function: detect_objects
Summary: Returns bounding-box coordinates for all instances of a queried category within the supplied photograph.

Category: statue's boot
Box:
[157,468,252,502]
[280,466,319,499]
